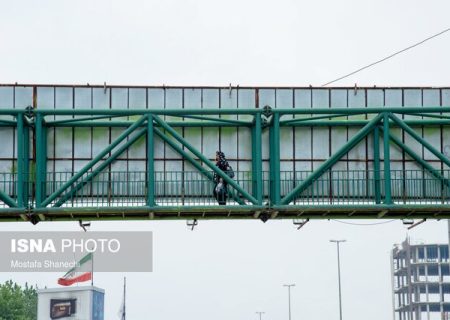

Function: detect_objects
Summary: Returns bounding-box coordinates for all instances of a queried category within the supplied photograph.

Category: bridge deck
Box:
[1,204,449,222]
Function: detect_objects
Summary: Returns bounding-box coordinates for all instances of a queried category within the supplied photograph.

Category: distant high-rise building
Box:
[391,239,450,320]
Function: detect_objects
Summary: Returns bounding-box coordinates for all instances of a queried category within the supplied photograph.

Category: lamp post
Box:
[283,284,295,320]
[256,311,265,320]
[330,239,346,320]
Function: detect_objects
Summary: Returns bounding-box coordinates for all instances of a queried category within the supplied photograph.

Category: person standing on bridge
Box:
[213,151,234,205]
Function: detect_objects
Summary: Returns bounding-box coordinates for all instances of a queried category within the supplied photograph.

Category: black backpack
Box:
[226,164,235,178]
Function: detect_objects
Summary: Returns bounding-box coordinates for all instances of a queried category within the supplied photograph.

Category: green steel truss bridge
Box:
[1,84,450,223]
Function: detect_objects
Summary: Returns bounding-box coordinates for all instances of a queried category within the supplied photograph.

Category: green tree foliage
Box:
[0,281,37,320]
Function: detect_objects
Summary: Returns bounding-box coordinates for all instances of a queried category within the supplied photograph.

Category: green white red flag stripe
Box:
[58,252,93,286]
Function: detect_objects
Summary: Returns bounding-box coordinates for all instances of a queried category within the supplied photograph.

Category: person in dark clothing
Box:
[213,151,230,205]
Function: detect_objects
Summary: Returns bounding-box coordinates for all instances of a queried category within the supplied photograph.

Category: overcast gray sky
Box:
[0,0,450,320]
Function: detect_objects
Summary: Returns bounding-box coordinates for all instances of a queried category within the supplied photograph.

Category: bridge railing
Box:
[42,170,258,207]
[1,169,450,208]
[280,170,450,205]
[0,173,16,202]
[280,170,377,205]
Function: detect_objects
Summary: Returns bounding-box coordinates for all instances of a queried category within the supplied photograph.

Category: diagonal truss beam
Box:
[0,190,17,208]
[53,128,148,207]
[41,115,147,207]
[154,128,245,205]
[280,114,356,125]
[164,114,251,126]
[387,132,450,188]
[154,128,212,179]
[389,113,450,168]
[280,113,384,205]
[47,114,133,125]
[153,115,258,204]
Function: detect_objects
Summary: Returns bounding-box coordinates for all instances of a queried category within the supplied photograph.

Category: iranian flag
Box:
[58,252,93,286]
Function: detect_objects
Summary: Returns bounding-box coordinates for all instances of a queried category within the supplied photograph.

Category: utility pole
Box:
[283,284,295,320]
[256,311,265,320]
[330,240,346,320]
[119,277,126,320]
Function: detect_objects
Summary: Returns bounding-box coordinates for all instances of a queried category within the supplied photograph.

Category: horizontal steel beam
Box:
[49,121,250,128]
[0,110,25,115]
[276,107,450,115]
[0,205,448,222]
[47,115,251,126]
[4,119,450,128]
[0,107,449,117]
[283,119,450,127]
[34,109,261,116]
[0,119,16,125]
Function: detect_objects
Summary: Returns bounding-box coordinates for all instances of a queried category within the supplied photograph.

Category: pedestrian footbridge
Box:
[1,84,450,222]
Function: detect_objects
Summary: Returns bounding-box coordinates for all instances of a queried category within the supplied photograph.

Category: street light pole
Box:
[283,284,295,320]
[330,239,346,320]
[256,311,265,320]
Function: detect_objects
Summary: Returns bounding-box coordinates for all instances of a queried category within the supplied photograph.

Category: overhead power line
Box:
[332,219,397,226]
[322,27,450,87]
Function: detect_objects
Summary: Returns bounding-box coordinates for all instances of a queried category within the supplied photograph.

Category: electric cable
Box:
[322,27,450,87]
[331,219,397,226]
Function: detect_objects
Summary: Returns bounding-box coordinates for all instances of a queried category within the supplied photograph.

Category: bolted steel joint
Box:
[262,105,273,118]
[25,105,35,120]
